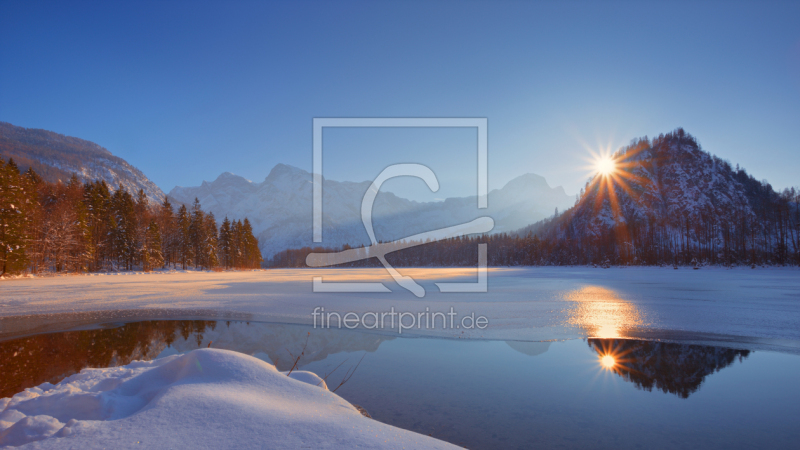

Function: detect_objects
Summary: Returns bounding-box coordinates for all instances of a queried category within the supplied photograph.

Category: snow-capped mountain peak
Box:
[169,165,574,257]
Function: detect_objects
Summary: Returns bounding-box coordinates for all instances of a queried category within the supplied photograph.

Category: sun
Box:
[578,142,649,223]
[600,354,616,369]
[595,156,616,176]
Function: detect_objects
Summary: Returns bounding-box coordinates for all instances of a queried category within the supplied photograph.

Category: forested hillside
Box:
[270,129,799,268]
[0,122,164,203]
[0,157,261,275]
[518,129,799,266]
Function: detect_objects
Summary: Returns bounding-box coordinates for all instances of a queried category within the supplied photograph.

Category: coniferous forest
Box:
[0,157,261,275]
[269,209,800,269]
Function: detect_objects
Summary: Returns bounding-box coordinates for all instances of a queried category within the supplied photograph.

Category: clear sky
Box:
[1,0,798,201]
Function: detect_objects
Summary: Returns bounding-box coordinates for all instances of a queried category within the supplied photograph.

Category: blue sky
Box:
[1,0,798,200]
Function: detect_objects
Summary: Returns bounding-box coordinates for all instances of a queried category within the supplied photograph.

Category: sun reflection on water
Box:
[566,286,644,339]
[591,338,634,376]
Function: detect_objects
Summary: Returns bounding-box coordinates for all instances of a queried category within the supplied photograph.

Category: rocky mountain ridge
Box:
[169,164,574,258]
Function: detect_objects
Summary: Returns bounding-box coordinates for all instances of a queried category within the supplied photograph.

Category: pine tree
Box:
[22,167,44,273]
[135,189,148,219]
[219,216,232,269]
[66,174,91,272]
[176,204,193,269]
[203,213,219,269]
[83,180,112,271]
[0,158,30,275]
[111,185,137,270]
[231,219,243,268]
[134,189,151,270]
[142,220,164,271]
[189,198,206,268]
[241,218,262,268]
[157,198,176,269]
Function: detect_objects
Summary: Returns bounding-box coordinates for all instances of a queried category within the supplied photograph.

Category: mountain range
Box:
[169,165,574,258]
[0,121,573,259]
[5,121,791,265]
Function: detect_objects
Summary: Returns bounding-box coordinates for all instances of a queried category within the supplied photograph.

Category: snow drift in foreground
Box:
[0,349,456,449]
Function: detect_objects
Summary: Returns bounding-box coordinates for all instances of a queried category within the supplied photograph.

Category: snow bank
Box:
[0,348,456,449]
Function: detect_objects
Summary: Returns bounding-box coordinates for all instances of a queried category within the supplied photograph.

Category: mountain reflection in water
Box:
[2,318,753,402]
[589,338,750,398]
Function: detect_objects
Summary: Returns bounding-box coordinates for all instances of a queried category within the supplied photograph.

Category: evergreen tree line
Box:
[267,235,539,268]
[0,157,262,275]
[269,198,800,270]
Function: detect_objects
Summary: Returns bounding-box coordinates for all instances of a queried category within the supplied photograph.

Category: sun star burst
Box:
[595,156,616,177]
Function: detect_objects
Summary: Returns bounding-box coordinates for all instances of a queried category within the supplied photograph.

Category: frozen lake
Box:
[1,267,799,352]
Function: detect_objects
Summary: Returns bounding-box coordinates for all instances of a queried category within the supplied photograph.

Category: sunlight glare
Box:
[566,286,644,339]
[595,156,616,176]
[601,354,616,369]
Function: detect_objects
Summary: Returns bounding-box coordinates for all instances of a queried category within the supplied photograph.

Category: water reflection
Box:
[165,321,394,370]
[0,320,393,399]
[589,338,751,398]
[504,340,551,356]
[2,321,797,449]
[567,286,645,338]
[0,320,201,399]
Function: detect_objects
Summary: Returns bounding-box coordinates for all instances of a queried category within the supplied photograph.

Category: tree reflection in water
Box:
[0,320,215,399]
[0,320,393,399]
[589,338,750,398]
[2,323,756,403]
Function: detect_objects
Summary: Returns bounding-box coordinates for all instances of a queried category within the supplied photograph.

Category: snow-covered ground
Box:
[1,267,798,352]
[0,348,457,448]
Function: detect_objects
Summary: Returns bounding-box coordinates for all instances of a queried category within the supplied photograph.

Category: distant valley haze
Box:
[167,163,574,258]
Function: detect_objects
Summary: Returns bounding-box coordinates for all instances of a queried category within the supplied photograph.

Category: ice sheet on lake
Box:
[0,267,798,352]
